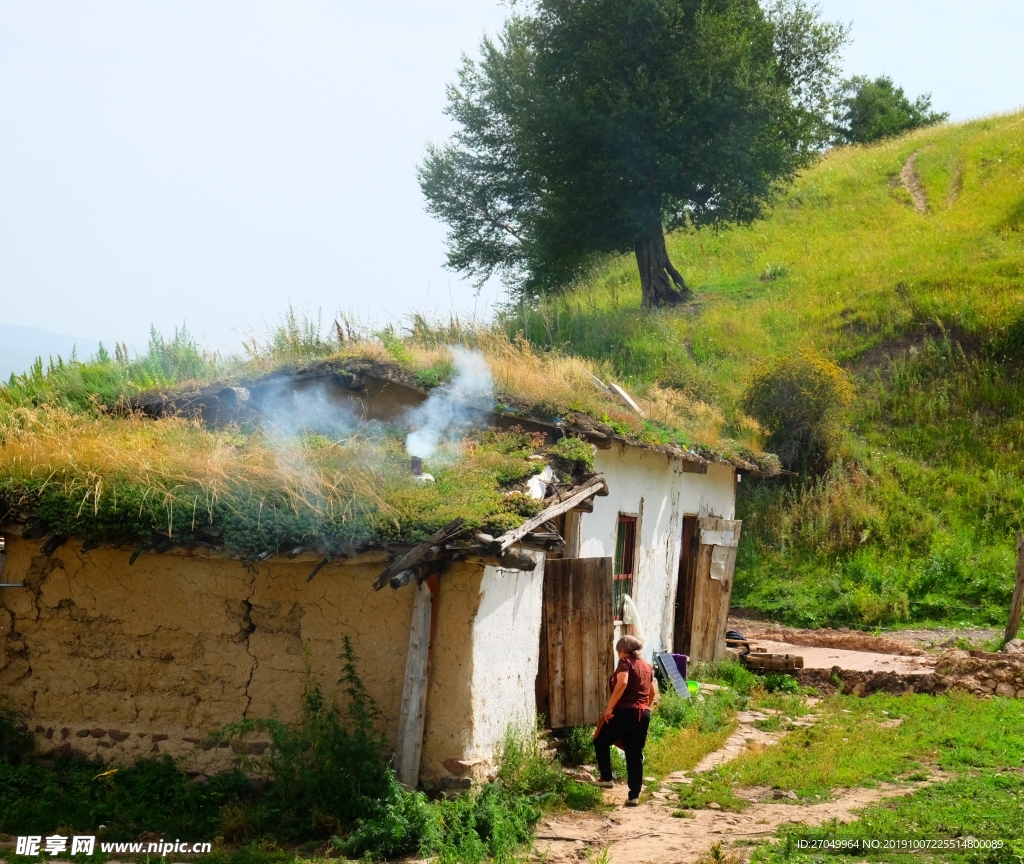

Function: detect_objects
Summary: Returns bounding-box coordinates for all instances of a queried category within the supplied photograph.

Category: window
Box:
[613,514,637,619]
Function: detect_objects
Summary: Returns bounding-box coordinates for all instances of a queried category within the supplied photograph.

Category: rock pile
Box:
[935,648,1024,698]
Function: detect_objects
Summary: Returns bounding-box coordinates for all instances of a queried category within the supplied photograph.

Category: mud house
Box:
[0,343,777,786]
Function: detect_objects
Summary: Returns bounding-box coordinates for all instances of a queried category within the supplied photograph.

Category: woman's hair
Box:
[616,635,644,657]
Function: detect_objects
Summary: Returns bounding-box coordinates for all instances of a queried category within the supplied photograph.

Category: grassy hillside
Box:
[505,111,1024,629]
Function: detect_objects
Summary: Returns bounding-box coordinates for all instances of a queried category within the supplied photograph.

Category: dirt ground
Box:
[882,626,1001,652]
[751,638,935,675]
[531,707,925,864]
[728,617,926,657]
[729,616,1001,656]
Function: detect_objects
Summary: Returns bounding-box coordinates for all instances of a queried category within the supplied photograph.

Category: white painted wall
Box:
[460,445,735,763]
[580,445,736,658]
[465,554,545,762]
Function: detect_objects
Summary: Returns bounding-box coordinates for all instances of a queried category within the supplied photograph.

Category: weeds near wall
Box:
[0,643,602,862]
[209,637,395,839]
[0,703,32,764]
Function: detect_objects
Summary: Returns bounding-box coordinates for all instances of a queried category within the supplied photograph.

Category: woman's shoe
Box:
[624,797,639,807]
[591,780,614,788]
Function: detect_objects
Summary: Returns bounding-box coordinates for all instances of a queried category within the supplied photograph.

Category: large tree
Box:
[419,0,848,308]
[835,76,948,145]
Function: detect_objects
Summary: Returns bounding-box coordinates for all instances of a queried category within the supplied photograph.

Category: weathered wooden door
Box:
[538,557,615,728]
[686,518,742,662]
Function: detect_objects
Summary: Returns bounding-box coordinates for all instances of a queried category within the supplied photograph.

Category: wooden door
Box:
[540,557,615,728]
[687,518,742,662]
[673,515,700,655]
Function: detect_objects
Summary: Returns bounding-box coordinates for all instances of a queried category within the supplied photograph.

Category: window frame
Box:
[613,513,638,620]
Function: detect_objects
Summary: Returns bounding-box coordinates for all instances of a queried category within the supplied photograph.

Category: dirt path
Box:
[901,151,929,213]
[533,784,909,863]
[532,708,916,863]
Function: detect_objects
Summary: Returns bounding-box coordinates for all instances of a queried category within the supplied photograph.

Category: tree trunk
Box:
[634,224,690,309]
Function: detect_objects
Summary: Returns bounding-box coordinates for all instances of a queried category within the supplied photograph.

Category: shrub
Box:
[652,686,741,737]
[556,725,596,767]
[758,263,789,282]
[0,754,253,839]
[0,703,32,765]
[742,349,854,474]
[333,782,433,861]
[761,672,802,694]
[209,638,393,839]
[548,435,596,475]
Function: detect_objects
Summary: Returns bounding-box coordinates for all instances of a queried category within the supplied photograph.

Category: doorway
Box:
[673,515,700,654]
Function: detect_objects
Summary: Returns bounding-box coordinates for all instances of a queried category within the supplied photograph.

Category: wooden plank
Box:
[496,477,608,553]
[688,538,717,662]
[542,557,614,728]
[394,580,433,788]
[562,564,585,726]
[373,518,466,590]
[590,557,615,727]
[579,560,601,723]
[545,563,567,729]
[688,518,742,662]
[536,597,551,726]
[1007,532,1024,642]
[562,510,582,559]
[710,544,739,661]
[674,516,698,655]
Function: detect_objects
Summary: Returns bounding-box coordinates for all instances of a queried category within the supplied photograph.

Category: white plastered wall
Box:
[580,444,736,658]
[464,554,546,764]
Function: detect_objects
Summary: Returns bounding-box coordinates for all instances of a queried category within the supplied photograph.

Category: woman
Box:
[592,635,655,806]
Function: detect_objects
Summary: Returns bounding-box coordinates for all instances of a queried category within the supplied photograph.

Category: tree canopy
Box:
[835,75,949,145]
[419,0,848,308]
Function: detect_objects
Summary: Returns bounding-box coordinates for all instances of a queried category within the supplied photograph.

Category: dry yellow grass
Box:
[0,405,388,524]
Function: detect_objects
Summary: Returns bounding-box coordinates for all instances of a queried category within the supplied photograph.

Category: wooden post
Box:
[394,579,434,789]
[1005,532,1024,644]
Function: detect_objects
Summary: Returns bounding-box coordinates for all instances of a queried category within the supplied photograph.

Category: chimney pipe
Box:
[411,456,423,476]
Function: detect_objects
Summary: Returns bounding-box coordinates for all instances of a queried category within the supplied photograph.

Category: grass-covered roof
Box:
[0,318,773,557]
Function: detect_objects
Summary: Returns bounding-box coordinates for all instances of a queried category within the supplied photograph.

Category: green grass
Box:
[503,111,1024,627]
[751,774,1024,863]
[663,691,1024,861]
[669,691,1024,806]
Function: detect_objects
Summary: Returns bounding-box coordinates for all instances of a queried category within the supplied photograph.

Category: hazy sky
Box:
[1,1,1022,356]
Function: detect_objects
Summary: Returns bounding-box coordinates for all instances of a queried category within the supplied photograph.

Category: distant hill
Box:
[0,323,104,380]
[504,111,1024,629]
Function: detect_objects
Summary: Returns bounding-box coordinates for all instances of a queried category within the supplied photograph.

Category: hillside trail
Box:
[901,151,929,214]
[531,708,920,864]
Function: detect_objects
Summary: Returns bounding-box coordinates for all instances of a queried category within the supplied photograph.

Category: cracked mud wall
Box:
[0,535,417,769]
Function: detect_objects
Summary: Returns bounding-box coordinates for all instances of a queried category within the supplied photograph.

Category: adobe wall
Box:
[0,534,487,778]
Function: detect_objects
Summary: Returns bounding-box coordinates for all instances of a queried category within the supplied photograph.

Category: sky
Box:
[1,0,1022,371]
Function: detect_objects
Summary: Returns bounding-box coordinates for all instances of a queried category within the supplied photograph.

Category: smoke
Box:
[253,378,365,440]
[405,347,494,459]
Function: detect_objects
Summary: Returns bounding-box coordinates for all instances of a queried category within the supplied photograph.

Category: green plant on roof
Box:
[548,436,595,476]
